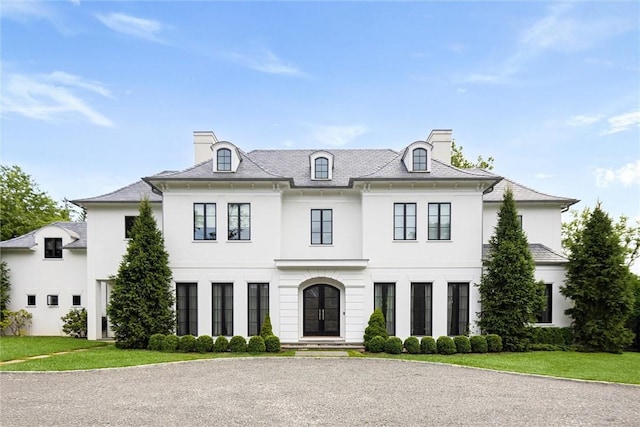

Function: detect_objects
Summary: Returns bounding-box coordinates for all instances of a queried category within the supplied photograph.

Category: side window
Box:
[47,295,59,306]
[72,295,82,306]
[428,203,451,240]
[125,216,137,239]
[374,283,395,335]
[194,203,216,240]
[27,295,36,306]
[228,203,250,240]
[537,284,553,323]
[44,238,63,258]
[311,209,333,245]
[394,203,416,240]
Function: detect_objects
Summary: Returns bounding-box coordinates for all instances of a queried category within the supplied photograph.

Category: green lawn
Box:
[0,336,108,361]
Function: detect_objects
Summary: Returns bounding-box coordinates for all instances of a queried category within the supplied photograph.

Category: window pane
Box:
[194,204,204,240]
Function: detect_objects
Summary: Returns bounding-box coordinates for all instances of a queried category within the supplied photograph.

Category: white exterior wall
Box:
[534,265,572,328]
[1,226,86,336]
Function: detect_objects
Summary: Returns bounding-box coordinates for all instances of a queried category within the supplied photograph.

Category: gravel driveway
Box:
[1,357,638,426]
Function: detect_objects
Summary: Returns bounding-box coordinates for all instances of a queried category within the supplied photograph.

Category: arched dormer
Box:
[212,141,241,173]
[310,151,334,180]
[401,141,433,173]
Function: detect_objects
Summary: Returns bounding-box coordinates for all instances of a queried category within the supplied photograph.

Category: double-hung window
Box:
[428,203,451,240]
[394,203,416,240]
[537,284,552,323]
[374,283,395,335]
[228,203,250,240]
[44,238,63,258]
[212,283,233,336]
[411,283,432,336]
[248,283,269,336]
[176,283,198,336]
[311,209,332,245]
[194,203,216,240]
[447,282,469,336]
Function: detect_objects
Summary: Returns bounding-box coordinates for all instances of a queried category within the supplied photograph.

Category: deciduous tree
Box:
[451,141,495,170]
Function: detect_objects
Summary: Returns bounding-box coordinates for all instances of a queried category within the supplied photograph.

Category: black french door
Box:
[303,284,340,336]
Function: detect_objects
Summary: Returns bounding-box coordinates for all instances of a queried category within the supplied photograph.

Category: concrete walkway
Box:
[1,358,638,426]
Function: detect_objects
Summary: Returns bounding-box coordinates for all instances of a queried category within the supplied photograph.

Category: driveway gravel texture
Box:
[1,357,639,426]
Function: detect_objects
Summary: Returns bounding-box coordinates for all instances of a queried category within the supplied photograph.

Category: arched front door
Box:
[303,284,340,336]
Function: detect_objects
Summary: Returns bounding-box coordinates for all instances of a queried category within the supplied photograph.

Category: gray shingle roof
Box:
[72,180,161,204]
[0,222,87,250]
[482,243,567,265]
[483,178,578,205]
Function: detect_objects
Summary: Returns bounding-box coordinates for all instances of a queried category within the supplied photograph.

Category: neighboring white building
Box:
[1,129,578,342]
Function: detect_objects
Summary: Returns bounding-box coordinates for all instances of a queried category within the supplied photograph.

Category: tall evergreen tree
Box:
[477,187,545,351]
[0,261,11,318]
[561,204,634,353]
[107,198,175,349]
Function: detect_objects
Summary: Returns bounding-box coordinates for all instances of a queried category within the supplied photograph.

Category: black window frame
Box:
[248,283,269,336]
[47,294,59,306]
[27,295,36,306]
[72,295,81,306]
[447,282,469,336]
[124,216,137,239]
[428,202,451,240]
[394,203,417,240]
[176,283,198,336]
[413,148,427,171]
[228,203,251,241]
[217,148,232,171]
[212,283,233,336]
[374,282,395,336]
[194,203,217,240]
[411,282,432,336]
[311,209,333,245]
[44,238,63,259]
[537,283,553,323]
[314,157,329,179]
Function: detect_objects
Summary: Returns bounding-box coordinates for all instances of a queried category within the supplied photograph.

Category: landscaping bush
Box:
[148,333,165,351]
[470,335,488,353]
[529,343,566,351]
[420,336,437,354]
[214,335,229,352]
[229,335,247,352]
[453,336,471,353]
[437,336,456,355]
[363,308,388,350]
[61,308,87,338]
[195,335,214,353]
[368,335,386,353]
[404,336,420,354]
[264,335,281,353]
[259,314,273,339]
[385,336,403,354]
[486,334,503,352]
[248,336,266,353]
[161,334,179,352]
[0,309,32,336]
[530,327,574,347]
[178,335,197,353]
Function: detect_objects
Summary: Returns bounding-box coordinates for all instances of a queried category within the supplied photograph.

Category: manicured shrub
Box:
[195,335,214,353]
[437,336,456,355]
[486,334,503,352]
[453,336,471,353]
[420,336,437,354]
[178,335,197,352]
[469,335,488,353]
[363,308,388,350]
[61,308,87,338]
[385,336,403,354]
[229,335,247,352]
[148,333,165,351]
[259,314,273,339]
[214,335,229,352]
[403,336,420,354]
[264,335,281,353]
[248,336,266,353]
[161,334,179,352]
[530,327,574,347]
[368,335,386,353]
[529,343,565,351]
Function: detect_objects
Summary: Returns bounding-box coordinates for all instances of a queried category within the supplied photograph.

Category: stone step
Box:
[282,342,365,351]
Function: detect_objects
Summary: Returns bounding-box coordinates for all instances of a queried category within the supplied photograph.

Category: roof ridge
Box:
[503,177,576,201]
[74,179,145,201]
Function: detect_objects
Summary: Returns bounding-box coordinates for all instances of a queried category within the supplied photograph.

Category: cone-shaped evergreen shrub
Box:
[259,314,273,339]
[107,199,175,349]
[469,335,488,353]
[214,335,229,352]
[437,336,456,355]
[248,336,266,353]
[453,336,471,353]
[148,333,165,351]
[486,334,503,352]
[178,335,197,352]
[196,335,214,353]
[368,335,386,353]
[161,335,179,352]
[403,336,420,354]
[385,336,403,354]
[229,335,247,352]
[363,308,388,350]
[264,335,281,353]
[421,336,437,354]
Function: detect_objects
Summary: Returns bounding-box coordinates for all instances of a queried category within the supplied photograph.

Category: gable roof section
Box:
[482,243,567,265]
[72,180,161,204]
[0,222,87,250]
[483,177,578,206]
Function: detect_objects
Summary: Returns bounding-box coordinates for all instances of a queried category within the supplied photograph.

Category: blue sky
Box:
[2,1,639,225]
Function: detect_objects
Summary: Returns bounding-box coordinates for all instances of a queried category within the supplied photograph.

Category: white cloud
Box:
[594,160,640,187]
[311,125,369,147]
[447,43,467,54]
[567,114,605,127]
[1,71,114,127]
[96,13,165,43]
[535,173,554,179]
[600,111,640,135]
[1,0,73,34]
[228,50,305,77]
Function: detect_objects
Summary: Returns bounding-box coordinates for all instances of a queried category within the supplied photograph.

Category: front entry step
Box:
[282,341,364,351]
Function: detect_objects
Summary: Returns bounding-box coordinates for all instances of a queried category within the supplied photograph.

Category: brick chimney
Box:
[427,129,452,165]
[193,131,218,164]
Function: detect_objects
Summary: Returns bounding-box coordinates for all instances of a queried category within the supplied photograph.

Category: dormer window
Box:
[413,148,427,171]
[315,157,329,179]
[217,148,232,171]
[310,151,334,181]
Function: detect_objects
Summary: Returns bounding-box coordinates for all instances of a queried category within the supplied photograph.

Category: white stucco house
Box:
[1,129,578,342]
